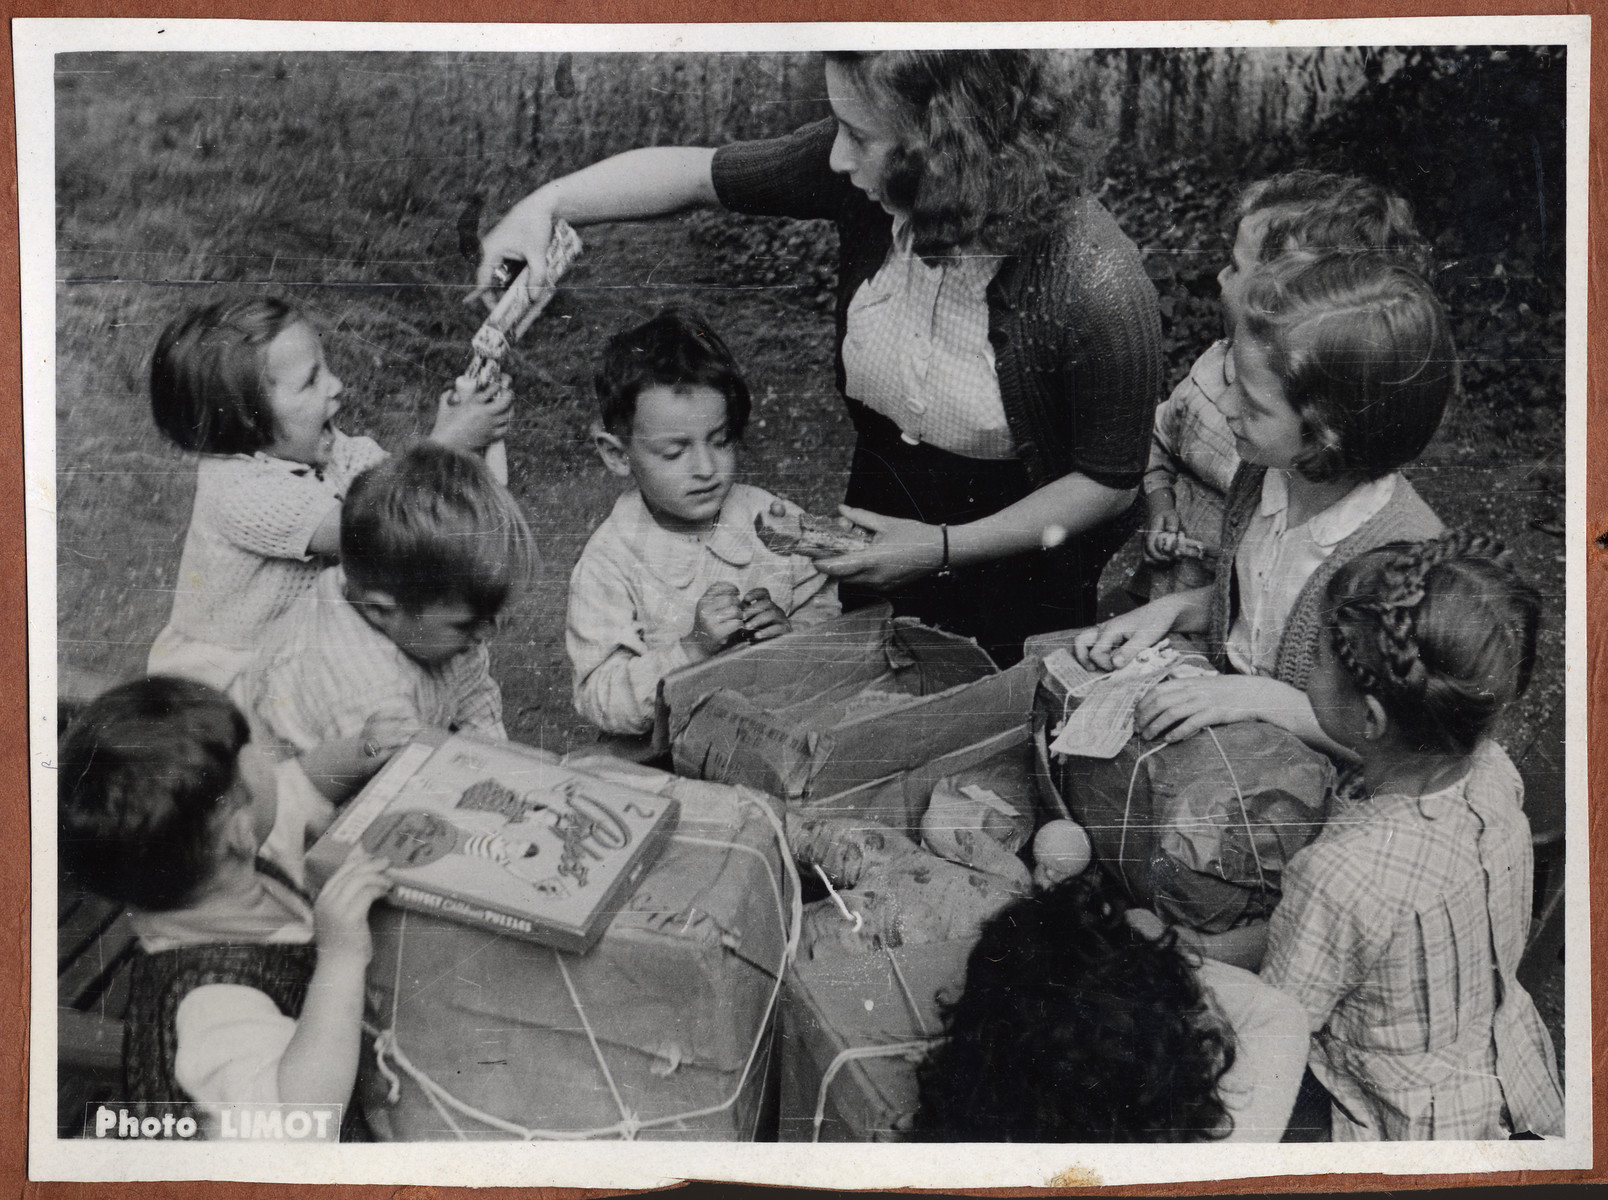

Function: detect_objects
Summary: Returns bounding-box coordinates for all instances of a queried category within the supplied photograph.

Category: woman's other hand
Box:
[812,505,944,591]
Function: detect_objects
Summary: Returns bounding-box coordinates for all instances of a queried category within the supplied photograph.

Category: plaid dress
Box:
[1263,740,1564,1140]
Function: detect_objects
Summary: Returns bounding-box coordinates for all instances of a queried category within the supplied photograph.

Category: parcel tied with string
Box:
[777,938,973,1142]
[658,603,1037,803]
[359,762,797,1141]
[1035,649,1337,933]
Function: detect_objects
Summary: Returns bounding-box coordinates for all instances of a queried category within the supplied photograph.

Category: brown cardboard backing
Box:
[4,1,1602,1195]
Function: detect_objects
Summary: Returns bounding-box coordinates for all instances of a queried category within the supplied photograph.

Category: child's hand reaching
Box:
[739,587,791,643]
[1143,492,1182,565]
[359,710,422,764]
[313,848,391,964]
[431,371,514,452]
[687,582,745,656]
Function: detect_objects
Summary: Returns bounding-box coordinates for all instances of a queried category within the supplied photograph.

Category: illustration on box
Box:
[309,732,679,953]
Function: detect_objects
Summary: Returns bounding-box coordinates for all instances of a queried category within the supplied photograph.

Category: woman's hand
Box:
[431,372,514,452]
[811,505,944,591]
[473,196,557,306]
[1134,674,1293,743]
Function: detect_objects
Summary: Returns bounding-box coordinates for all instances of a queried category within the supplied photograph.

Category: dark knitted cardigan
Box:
[1205,464,1444,689]
[121,860,366,1139]
[711,119,1164,493]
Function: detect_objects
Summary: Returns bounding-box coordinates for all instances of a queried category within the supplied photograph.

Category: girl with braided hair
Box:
[1262,530,1564,1140]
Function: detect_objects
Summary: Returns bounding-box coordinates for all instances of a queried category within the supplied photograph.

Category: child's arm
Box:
[295,712,421,804]
[1134,675,1357,761]
[1071,584,1214,671]
[1143,398,1185,565]
[276,850,392,1106]
[428,372,515,453]
[1174,919,1270,972]
[1260,837,1390,1035]
[567,558,729,736]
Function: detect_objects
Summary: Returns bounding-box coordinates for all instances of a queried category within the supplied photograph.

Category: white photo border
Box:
[20,14,1593,1187]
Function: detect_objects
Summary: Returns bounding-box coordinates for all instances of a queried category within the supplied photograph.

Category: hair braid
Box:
[1326,530,1535,754]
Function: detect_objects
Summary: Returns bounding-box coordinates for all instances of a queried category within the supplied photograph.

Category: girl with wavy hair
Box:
[911,872,1308,1142]
[478,49,1164,665]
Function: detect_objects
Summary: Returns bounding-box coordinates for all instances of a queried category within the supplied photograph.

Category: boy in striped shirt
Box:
[239,443,537,832]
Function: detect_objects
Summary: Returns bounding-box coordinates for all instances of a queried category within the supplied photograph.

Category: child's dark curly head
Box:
[912,872,1236,1142]
[594,308,750,440]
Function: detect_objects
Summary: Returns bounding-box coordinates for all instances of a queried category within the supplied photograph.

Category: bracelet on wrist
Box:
[936,524,953,580]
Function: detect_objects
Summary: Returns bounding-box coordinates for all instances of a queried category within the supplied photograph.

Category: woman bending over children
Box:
[147,297,512,693]
[1076,249,1453,759]
[1265,531,1564,1140]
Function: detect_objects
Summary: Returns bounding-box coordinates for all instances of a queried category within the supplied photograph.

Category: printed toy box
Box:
[307,729,679,954]
[660,604,1038,803]
[777,939,974,1142]
[359,761,794,1141]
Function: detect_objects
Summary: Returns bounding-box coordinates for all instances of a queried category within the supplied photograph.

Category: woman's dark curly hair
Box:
[911,872,1236,1142]
[825,50,1100,259]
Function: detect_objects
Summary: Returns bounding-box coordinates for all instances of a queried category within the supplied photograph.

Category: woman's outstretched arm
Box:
[474,148,719,298]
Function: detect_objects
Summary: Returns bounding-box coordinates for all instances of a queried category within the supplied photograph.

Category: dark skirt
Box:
[840,402,1137,666]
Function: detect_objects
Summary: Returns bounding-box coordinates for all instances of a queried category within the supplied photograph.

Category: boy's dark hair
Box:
[911,872,1236,1143]
[1326,530,1541,756]
[58,677,249,912]
[341,442,536,617]
[150,297,304,455]
[594,308,751,439]
[1237,170,1434,277]
[1239,252,1456,483]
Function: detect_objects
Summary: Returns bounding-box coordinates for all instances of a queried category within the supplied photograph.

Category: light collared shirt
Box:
[155,431,388,670]
[566,484,840,736]
[841,220,1013,460]
[1225,470,1398,676]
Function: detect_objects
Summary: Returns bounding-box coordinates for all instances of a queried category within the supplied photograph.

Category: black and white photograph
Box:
[20,16,1591,1188]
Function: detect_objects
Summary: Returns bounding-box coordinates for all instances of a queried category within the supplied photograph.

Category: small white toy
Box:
[1031,819,1092,889]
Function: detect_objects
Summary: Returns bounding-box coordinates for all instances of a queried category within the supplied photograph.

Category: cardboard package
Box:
[360,765,793,1141]
[1034,652,1335,932]
[659,604,1038,803]
[778,939,974,1142]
